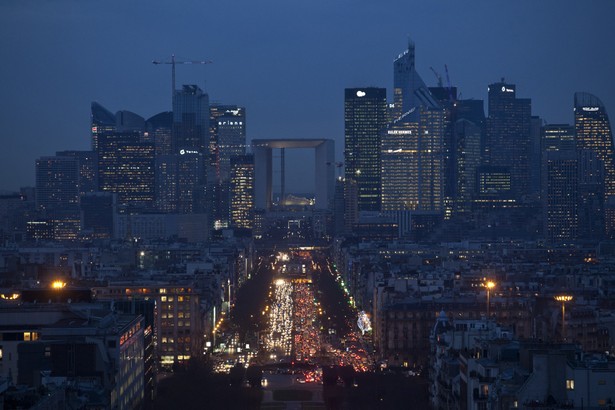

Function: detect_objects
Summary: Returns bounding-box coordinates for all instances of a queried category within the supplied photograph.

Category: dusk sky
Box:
[1,0,614,192]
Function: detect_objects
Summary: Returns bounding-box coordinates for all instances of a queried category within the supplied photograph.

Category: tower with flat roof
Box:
[344,87,387,212]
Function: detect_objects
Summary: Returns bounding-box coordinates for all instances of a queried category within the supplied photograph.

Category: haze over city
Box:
[1,0,615,191]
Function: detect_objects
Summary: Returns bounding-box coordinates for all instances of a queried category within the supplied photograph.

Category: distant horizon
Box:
[2,0,614,191]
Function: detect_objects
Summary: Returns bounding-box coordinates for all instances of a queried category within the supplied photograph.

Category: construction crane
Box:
[152,54,213,107]
[429,67,444,88]
[444,64,454,102]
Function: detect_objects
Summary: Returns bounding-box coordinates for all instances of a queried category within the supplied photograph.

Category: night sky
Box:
[1,0,614,192]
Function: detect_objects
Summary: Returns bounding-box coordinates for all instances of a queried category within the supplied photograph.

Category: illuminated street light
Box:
[554,295,573,341]
[485,281,496,318]
[51,280,66,289]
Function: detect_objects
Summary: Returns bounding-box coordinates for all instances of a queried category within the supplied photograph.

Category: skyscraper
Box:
[173,85,210,153]
[543,124,575,153]
[381,41,446,214]
[210,105,246,177]
[429,86,458,217]
[116,110,145,133]
[146,112,176,212]
[35,156,80,212]
[417,107,446,212]
[392,40,439,120]
[80,192,116,239]
[578,150,604,240]
[97,132,155,208]
[91,102,116,152]
[173,85,210,214]
[230,154,254,229]
[381,117,419,211]
[210,105,246,226]
[176,150,205,214]
[55,150,98,196]
[486,81,532,200]
[147,111,173,156]
[381,109,446,213]
[35,155,82,240]
[344,87,387,212]
[544,150,578,243]
[529,116,543,198]
[452,119,482,213]
[574,92,613,237]
[213,106,246,181]
[574,92,615,198]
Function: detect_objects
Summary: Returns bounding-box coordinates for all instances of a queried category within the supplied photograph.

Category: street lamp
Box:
[51,280,66,289]
[554,295,573,341]
[485,281,496,318]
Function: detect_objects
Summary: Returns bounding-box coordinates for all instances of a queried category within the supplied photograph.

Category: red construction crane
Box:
[152,54,213,107]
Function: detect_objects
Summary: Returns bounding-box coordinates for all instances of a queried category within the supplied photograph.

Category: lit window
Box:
[566,379,575,390]
[24,332,31,341]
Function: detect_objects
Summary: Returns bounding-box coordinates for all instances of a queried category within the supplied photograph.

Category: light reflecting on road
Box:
[267,279,293,356]
[266,273,323,363]
[293,280,321,362]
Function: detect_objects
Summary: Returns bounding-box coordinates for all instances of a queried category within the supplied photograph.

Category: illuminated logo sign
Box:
[501,86,514,93]
[356,90,366,97]
[582,107,600,112]
[179,149,199,155]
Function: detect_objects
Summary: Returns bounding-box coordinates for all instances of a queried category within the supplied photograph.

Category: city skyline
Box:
[1,1,615,192]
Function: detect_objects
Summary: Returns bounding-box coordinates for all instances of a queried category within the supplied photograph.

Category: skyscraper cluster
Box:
[20,38,615,245]
[32,85,254,241]
[343,40,615,243]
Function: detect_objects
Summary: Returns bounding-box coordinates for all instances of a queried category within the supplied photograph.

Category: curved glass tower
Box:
[574,92,615,198]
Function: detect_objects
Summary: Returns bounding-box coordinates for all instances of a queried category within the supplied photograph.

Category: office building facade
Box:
[230,154,255,229]
[209,105,246,226]
[486,81,532,199]
[574,92,615,198]
[173,85,210,214]
[544,150,579,242]
[344,87,387,212]
[35,156,80,212]
[97,132,155,208]
[91,102,116,152]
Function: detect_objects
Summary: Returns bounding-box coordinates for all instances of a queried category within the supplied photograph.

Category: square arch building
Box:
[252,139,335,210]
